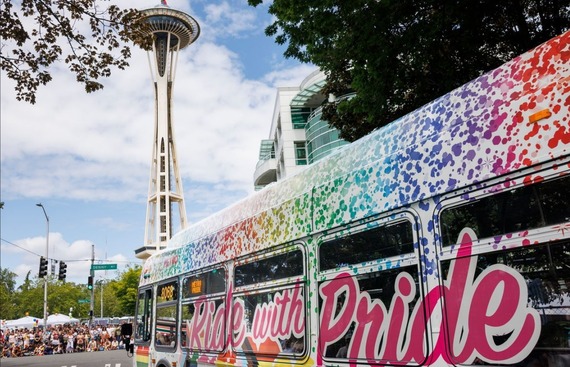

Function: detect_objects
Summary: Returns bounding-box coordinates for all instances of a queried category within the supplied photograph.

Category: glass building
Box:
[253,70,349,190]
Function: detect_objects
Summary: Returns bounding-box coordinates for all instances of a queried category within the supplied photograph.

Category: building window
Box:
[258,140,275,161]
[291,107,311,129]
[295,142,307,165]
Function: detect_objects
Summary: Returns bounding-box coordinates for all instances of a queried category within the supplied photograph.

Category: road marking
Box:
[104,364,121,367]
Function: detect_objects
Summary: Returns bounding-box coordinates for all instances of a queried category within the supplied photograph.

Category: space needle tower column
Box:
[135,1,200,259]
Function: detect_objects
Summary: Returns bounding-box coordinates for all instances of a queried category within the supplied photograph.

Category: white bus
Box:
[132,31,570,367]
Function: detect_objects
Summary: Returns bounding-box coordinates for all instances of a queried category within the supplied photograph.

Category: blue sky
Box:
[0,0,316,286]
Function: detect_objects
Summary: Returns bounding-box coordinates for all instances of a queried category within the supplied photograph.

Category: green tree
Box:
[92,279,122,318]
[110,265,141,316]
[249,0,570,141]
[0,268,19,319]
[12,274,90,319]
[48,281,89,316]
[18,271,34,293]
[1,0,148,104]
[15,276,45,318]
[1,266,141,321]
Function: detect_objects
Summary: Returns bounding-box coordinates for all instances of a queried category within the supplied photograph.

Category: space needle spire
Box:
[134,1,200,259]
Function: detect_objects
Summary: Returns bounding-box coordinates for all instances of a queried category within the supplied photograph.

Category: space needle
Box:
[135,0,200,259]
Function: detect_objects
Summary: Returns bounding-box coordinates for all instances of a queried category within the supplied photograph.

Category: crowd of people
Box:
[0,323,127,358]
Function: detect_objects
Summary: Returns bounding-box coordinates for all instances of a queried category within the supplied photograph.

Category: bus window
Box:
[155,305,177,348]
[440,175,570,246]
[233,286,305,357]
[233,249,306,357]
[181,298,225,351]
[182,267,226,298]
[440,241,570,365]
[155,280,178,349]
[181,268,227,352]
[234,249,303,287]
[319,220,415,271]
[318,266,422,363]
[135,288,153,342]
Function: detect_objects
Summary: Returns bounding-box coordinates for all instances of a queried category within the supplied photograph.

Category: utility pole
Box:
[36,203,49,330]
[90,243,95,326]
[100,281,104,318]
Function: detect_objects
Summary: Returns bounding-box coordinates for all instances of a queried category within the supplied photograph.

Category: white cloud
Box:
[202,1,258,38]
[0,0,313,285]
[0,2,307,203]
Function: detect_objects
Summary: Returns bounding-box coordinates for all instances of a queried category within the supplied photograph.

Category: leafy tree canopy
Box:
[1,0,148,104]
[109,265,141,316]
[0,268,19,319]
[0,265,141,321]
[249,0,570,141]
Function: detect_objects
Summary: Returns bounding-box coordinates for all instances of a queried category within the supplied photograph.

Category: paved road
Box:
[0,349,133,367]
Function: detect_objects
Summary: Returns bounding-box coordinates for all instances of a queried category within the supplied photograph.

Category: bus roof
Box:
[141,31,570,286]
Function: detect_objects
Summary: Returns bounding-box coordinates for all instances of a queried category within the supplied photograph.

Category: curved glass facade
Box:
[306,108,348,163]
[255,70,349,191]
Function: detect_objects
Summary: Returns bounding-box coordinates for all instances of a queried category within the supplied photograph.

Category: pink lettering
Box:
[249,286,305,346]
[231,299,245,348]
[288,286,305,335]
[186,299,227,351]
[384,273,415,361]
[184,229,540,365]
[448,263,540,363]
[211,303,225,350]
[251,302,272,341]
[353,290,387,360]
[319,277,357,351]
[272,290,290,336]
[188,300,208,348]
[318,228,541,364]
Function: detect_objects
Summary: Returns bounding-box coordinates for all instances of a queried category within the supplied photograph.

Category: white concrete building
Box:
[254,70,349,190]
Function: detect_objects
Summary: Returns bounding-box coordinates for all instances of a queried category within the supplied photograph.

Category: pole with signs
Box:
[91,264,118,270]
[88,262,117,320]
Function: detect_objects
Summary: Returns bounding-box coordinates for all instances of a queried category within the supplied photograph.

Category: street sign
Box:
[91,264,117,271]
[78,299,90,304]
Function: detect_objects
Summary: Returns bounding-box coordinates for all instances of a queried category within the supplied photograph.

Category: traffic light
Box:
[38,256,48,278]
[87,275,93,290]
[58,261,67,281]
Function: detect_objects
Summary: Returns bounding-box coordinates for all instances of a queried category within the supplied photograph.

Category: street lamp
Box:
[98,279,104,318]
[36,203,49,330]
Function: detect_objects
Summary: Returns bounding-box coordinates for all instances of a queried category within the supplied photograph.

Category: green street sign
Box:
[78,299,90,304]
[91,264,117,271]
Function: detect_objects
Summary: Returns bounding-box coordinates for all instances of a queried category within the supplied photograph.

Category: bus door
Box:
[153,280,179,366]
[135,287,153,367]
